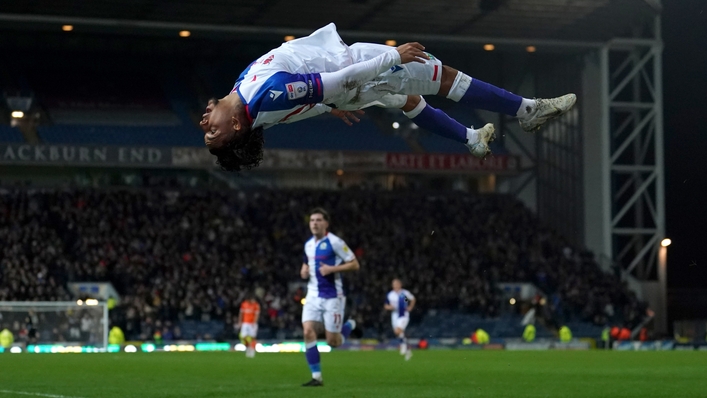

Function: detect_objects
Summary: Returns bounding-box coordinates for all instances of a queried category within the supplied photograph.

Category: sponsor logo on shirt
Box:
[269,90,283,100]
[286,82,308,100]
[262,55,274,64]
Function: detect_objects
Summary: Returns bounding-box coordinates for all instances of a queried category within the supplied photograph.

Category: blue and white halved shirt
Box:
[304,232,355,299]
[386,289,415,317]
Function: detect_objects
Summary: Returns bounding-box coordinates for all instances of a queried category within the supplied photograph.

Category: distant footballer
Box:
[299,208,359,387]
[236,292,260,358]
[384,278,416,361]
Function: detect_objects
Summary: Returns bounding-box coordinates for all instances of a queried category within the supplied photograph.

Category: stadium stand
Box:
[37,125,204,147]
[406,312,555,340]
[23,65,206,147]
[0,125,25,143]
[0,187,646,342]
[264,118,411,152]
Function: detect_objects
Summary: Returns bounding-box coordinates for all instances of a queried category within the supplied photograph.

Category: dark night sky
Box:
[664,0,707,289]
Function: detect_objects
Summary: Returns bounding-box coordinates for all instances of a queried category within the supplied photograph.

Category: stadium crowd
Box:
[0,187,646,341]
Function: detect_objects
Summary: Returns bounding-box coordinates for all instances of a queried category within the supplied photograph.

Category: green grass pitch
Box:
[1,350,706,397]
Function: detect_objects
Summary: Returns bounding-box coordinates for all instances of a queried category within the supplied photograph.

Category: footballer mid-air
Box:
[201,23,576,171]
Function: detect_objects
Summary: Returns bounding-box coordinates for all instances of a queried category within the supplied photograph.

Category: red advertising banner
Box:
[171,148,519,174]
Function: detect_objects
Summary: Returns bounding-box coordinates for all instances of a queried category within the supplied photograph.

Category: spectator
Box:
[0,187,646,340]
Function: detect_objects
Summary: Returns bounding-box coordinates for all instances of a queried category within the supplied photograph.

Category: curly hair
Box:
[209,126,265,172]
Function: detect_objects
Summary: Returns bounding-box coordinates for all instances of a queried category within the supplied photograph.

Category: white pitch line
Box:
[0,390,87,398]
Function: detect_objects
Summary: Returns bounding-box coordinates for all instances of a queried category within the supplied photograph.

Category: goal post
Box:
[0,301,109,350]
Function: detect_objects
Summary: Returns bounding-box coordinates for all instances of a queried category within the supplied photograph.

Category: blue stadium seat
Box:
[37,125,204,147]
[265,117,412,152]
[178,321,225,340]
[409,311,598,339]
[0,125,25,143]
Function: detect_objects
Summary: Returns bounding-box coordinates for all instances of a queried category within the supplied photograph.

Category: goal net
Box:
[0,301,108,350]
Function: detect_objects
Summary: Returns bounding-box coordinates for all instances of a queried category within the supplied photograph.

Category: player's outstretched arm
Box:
[406,298,416,313]
[330,109,365,126]
[278,103,335,125]
[395,42,430,64]
[318,259,360,276]
[236,309,243,329]
[279,102,364,126]
[319,43,429,104]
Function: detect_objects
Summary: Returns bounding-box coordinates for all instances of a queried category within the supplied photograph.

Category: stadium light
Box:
[392,122,400,129]
[385,40,397,46]
[509,298,516,305]
[661,238,671,247]
[300,298,306,305]
[483,44,495,51]
[62,25,73,32]
[526,46,537,53]
[336,169,344,176]
[179,30,191,37]
[76,300,83,306]
[11,111,23,119]
[85,299,99,306]
[284,35,295,41]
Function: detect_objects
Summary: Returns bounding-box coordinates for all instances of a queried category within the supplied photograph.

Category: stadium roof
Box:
[0,0,660,46]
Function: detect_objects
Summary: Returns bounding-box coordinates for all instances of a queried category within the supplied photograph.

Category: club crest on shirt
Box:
[286,82,308,100]
[319,242,328,250]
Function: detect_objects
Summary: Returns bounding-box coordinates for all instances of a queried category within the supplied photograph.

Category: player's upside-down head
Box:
[200,93,264,172]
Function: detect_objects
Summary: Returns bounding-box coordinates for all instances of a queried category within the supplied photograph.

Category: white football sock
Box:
[516,98,537,119]
[466,128,479,145]
[446,72,472,102]
[398,332,408,352]
[403,96,427,118]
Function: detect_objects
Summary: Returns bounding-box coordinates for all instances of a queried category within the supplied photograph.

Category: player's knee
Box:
[401,95,422,112]
[326,335,342,347]
[304,329,316,340]
[303,326,317,342]
[438,65,458,97]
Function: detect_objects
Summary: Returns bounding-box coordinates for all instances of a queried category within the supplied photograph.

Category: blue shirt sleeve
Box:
[245,71,325,119]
